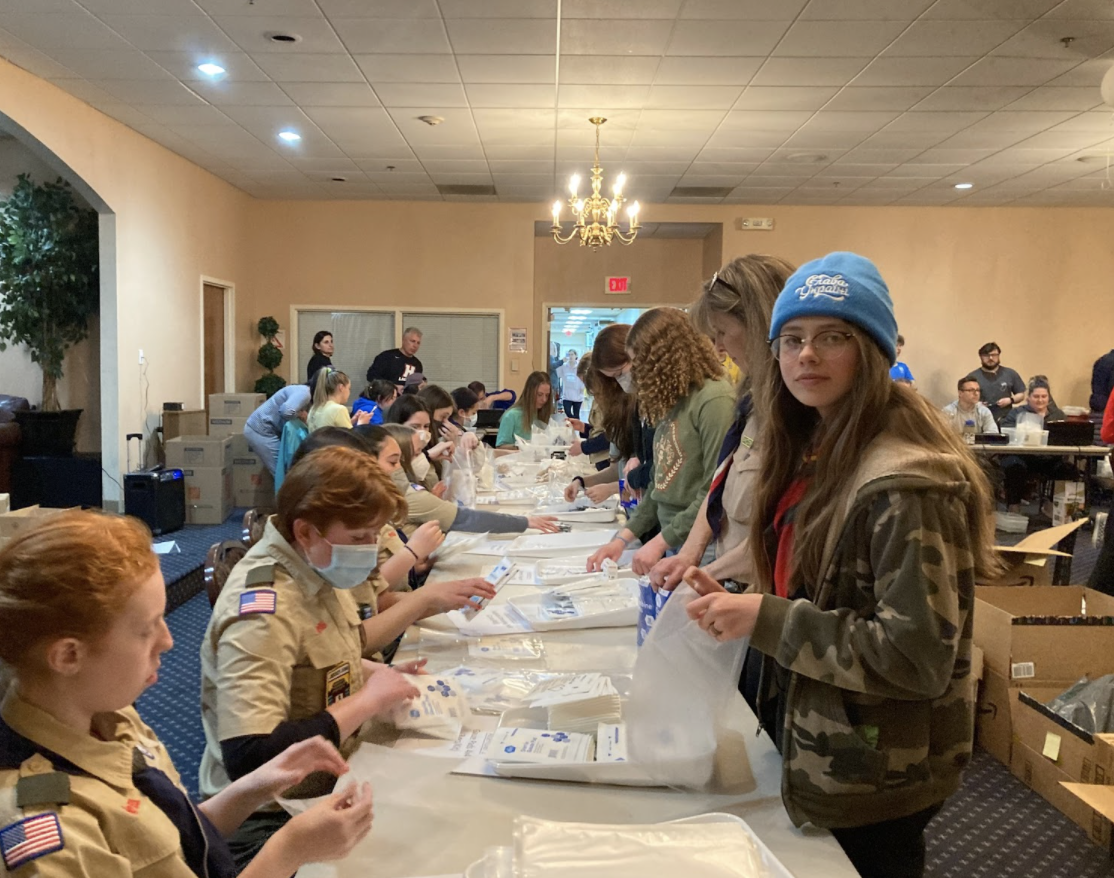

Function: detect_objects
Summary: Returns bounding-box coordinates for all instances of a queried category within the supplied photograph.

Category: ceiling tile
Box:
[645,85,743,109]
[459,55,554,83]
[95,78,205,104]
[280,82,382,106]
[353,54,460,83]
[385,107,480,144]
[884,111,988,133]
[465,84,556,108]
[857,129,951,148]
[486,159,551,174]
[884,20,1026,57]
[797,110,902,130]
[438,0,555,17]
[558,85,652,109]
[961,110,1078,134]
[838,147,923,163]
[474,108,555,129]
[0,11,131,50]
[905,147,997,164]
[776,20,907,57]
[720,110,814,131]
[194,80,295,106]
[563,0,683,17]
[888,162,966,175]
[1003,86,1103,111]
[655,57,763,85]
[561,20,673,56]
[253,53,364,82]
[687,162,760,175]
[560,55,659,85]
[448,19,557,54]
[318,0,442,16]
[821,86,935,111]
[992,20,1114,60]
[697,147,777,162]
[782,130,871,148]
[484,128,556,146]
[813,162,896,176]
[374,83,469,108]
[910,85,1030,111]
[853,56,980,86]
[704,129,790,147]
[932,129,1031,148]
[482,144,553,160]
[732,86,839,110]
[46,78,117,106]
[1017,130,1113,149]
[950,57,1081,87]
[800,0,936,19]
[138,103,232,126]
[333,18,452,54]
[0,44,80,80]
[353,158,423,172]
[631,128,717,146]
[681,0,807,19]
[100,14,242,54]
[668,20,790,56]
[144,50,270,82]
[639,109,726,130]
[750,57,869,86]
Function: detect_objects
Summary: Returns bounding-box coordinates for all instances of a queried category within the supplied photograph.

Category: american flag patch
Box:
[1,813,64,869]
[239,589,277,615]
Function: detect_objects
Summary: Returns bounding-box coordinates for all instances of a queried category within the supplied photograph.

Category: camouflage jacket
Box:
[750,436,977,829]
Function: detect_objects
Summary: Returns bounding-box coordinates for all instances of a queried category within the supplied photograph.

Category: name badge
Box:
[325,662,352,706]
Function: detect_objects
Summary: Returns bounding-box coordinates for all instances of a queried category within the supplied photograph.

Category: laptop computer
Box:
[1045,420,1094,447]
[475,409,503,429]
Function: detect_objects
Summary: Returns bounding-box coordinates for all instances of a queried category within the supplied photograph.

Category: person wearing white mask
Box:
[200,446,428,869]
[384,395,451,494]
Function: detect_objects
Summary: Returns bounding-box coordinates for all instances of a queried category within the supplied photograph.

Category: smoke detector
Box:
[418,115,445,126]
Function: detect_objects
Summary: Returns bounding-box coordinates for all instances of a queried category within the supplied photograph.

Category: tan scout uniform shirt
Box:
[0,692,195,877]
[199,519,366,801]
[716,416,760,573]
[401,485,458,536]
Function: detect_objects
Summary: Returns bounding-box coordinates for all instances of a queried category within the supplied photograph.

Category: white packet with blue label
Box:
[390,674,471,740]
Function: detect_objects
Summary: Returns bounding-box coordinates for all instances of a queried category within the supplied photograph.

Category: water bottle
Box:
[962,419,976,445]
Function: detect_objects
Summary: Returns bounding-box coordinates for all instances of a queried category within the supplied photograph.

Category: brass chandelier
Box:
[551,117,640,250]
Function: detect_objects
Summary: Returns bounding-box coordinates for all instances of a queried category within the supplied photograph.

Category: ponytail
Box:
[311,367,349,411]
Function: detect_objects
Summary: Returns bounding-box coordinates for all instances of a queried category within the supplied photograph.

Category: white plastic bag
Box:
[626,583,753,793]
[446,435,478,507]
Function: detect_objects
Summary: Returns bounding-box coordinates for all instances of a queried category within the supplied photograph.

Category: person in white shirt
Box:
[558,349,586,420]
[942,377,998,434]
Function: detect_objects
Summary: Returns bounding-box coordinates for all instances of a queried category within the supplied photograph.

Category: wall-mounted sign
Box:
[606,276,631,294]
[509,327,527,353]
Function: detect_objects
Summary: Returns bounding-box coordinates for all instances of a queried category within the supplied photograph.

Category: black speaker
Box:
[124,467,186,536]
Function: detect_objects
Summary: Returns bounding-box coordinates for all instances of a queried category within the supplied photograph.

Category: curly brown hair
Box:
[627,308,723,425]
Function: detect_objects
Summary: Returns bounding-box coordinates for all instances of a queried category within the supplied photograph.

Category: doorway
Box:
[546,306,648,417]
[201,278,234,409]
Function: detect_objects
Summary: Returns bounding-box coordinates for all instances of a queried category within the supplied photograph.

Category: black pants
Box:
[228,811,292,873]
[830,804,942,878]
[563,399,581,420]
[999,454,1078,506]
[1089,510,1114,596]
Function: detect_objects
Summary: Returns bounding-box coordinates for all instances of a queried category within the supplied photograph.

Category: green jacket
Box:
[625,378,735,547]
[750,435,977,829]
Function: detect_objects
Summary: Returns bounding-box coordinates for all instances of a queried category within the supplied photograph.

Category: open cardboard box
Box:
[980,519,1087,588]
[1061,780,1114,852]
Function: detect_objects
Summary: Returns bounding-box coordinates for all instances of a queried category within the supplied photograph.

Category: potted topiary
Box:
[254,316,287,398]
[0,174,99,456]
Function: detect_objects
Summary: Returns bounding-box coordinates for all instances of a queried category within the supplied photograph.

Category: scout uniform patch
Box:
[325,662,352,706]
[1,813,64,869]
[239,590,276,615]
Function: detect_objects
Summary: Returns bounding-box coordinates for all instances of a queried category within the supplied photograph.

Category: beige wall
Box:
[0,58,252,505]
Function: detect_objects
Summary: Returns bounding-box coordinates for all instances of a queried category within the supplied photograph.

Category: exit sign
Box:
[606,276,631,294]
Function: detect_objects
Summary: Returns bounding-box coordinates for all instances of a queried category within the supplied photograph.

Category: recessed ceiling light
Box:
[785,153,829,164]
[954,182,974,190]
[1077,154,1113,164]
[331,177,347,182]
[267,33,301,44]
[277,130,301,143]
[197,62,225,76]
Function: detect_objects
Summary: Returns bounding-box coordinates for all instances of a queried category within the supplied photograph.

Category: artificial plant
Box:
[0,174,99,411]
[254,315,286,398]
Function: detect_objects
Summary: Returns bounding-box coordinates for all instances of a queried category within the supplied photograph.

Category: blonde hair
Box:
[382,423,419,482]
[751,336,1000,594]
[311,367,350,411]
[0,510,157,668]
[627,308,723,425]
[690,254,796,400]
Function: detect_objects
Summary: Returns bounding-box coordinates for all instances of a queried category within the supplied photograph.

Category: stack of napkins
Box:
[390,674,471,740]
[525,673,622,736]
[486,727,595,763]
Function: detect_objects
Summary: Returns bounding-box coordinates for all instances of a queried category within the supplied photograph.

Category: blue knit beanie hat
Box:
[769,252,898,365]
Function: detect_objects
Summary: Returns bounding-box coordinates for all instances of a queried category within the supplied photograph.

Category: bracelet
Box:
[404,545,422,564]
[573,476,586,489]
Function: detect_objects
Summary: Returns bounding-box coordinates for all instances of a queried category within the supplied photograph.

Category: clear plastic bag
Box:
[446,434,478,507]
[626,583,753,793]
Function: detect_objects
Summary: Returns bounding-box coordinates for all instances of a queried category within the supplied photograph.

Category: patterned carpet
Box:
[140,508,1114,876]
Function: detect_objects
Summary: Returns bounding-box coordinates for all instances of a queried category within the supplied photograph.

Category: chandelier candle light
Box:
[552,117,640,250]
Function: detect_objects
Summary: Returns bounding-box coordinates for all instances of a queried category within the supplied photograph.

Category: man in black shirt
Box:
[966,341,1025,424]
[1090,348,1114,413]
[367,327,423,386]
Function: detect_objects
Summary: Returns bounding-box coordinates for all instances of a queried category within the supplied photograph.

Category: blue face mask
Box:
[313,539,378,590]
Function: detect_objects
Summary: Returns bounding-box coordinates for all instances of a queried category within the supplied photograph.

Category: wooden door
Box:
[202,283,225,409]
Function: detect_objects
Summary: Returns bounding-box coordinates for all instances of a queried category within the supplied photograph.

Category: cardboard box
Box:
[233,455,273,508]
[208,415,250,438]
[979,519,1088,588]
[1013,741,1113,847]
[1052,480,1086,527]
[181,467,232,525]
[165,435,233,470]
[973,586,1114,684]
[0,505,75,539]
[1013,687,1114,786]
[977,669,1023,766]
[1061,782,1114,852]
[0,493,9,515]
[161,409,207,442]
[235,487,276,509]
[209,393,263,416]
[228,433,251,457]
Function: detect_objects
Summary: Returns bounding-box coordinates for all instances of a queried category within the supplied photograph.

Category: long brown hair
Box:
[588,324,636,457]
[511,371,554,431]
[690,254,795,401]
[750,335,1000,594]
[627,308,723,425]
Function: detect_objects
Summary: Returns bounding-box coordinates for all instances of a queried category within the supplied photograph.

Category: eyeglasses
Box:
[769,330,856,361]
[960,387,981,393]
[709,270,741,296]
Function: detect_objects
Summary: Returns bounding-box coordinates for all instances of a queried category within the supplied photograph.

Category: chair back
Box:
[242,508,266,547]
[204,540,247,607]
